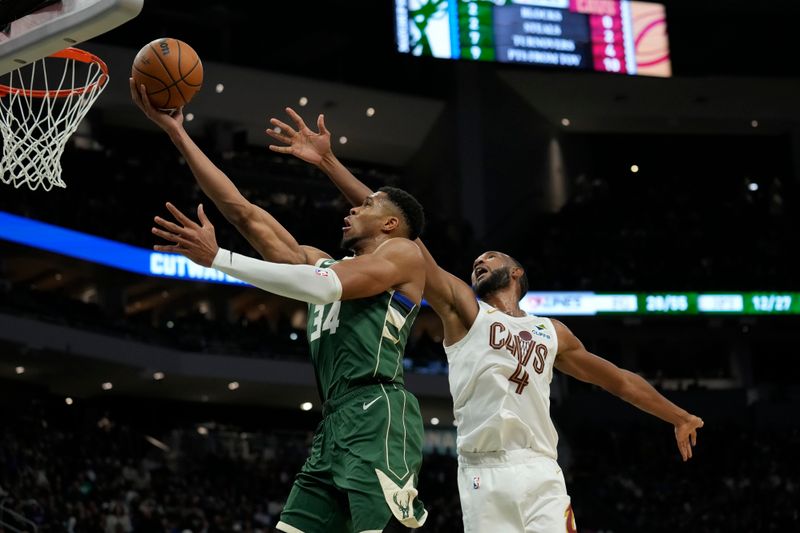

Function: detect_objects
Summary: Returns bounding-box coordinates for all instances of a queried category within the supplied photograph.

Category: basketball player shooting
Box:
[267,107,705,533]
[131,81,430,533]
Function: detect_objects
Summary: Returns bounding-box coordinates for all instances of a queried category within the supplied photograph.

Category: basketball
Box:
[131,38,203,110]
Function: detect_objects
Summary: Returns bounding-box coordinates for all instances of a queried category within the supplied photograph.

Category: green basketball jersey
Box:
[307,258,420,402]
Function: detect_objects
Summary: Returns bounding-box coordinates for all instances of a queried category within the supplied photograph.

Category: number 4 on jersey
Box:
[310,301,341,341]
[509,363,530,394]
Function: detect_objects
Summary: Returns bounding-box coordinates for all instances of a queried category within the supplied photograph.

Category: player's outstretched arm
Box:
[131,81,328,266]
[552,319,705,462]
[266,107,371,207]
[267,108,479,342]
[153,203,424,304]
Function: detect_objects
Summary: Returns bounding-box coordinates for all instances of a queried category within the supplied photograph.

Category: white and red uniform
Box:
[445,301,577,533]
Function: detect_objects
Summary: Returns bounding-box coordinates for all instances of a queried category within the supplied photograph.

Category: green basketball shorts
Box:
[277,383,428,533]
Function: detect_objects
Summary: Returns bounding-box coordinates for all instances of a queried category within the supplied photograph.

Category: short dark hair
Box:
[506,254,529,300]
[378,186,425,240]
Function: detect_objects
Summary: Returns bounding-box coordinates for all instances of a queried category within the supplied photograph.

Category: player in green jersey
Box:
[132,82,429,532]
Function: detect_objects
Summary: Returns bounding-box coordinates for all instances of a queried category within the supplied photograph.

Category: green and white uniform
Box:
[277,258,428,533]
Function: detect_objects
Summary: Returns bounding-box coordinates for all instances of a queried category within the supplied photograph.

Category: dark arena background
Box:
[1,1,799,531]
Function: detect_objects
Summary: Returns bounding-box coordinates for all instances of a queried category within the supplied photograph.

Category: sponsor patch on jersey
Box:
[532,324,551,340]
[472,476,481,489]
[314,268,330,277]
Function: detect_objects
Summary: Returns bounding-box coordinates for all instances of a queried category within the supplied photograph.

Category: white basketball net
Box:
[0,49,108,191]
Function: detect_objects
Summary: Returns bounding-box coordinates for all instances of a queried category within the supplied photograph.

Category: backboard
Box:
[0,0,143,75]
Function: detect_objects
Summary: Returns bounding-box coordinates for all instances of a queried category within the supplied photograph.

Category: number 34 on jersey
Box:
[309,301,341,341]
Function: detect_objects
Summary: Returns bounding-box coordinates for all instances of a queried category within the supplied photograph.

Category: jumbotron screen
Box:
[395,0,672,77]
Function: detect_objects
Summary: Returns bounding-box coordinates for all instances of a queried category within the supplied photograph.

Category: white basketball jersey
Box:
[445,300,560,457]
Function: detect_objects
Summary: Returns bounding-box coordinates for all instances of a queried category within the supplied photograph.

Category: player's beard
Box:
[341,232,359,251]
[474,267,512,300]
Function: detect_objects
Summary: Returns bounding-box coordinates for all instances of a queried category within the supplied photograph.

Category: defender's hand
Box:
[152,203,218,267]
[674,415,704,461]
[266,107,332,166]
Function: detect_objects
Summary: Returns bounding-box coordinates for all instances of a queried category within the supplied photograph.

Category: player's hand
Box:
[152,203,218,267]
[674,414,704,462]
[266,107,332,166]
[129,78,184,132]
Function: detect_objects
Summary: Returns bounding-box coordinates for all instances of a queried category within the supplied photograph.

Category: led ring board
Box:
[3,211,798,316]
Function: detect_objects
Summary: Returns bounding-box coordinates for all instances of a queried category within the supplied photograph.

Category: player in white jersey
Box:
[267,108,705,533]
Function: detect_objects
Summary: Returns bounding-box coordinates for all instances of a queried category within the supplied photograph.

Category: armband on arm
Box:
[212,248,342,304]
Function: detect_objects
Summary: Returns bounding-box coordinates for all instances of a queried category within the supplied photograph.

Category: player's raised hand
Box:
[674,415,704,461]
[129,78,184,133]
[152,203,218,267]
[266,107,331,166]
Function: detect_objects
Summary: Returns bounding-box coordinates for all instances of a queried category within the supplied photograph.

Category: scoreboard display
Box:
[520,293,800,316]
[395,0,672,77]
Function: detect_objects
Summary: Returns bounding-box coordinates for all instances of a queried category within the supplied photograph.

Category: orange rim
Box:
[0,47,109,98]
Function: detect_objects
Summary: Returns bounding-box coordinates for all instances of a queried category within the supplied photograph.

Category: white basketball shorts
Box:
[457,449,577,533]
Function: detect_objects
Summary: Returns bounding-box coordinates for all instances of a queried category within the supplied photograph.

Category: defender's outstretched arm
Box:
[552,319,704,461]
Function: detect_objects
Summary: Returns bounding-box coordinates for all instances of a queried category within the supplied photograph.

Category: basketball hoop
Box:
[0,47,108,191]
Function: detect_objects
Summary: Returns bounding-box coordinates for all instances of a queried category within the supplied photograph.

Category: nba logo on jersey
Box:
[314,268,330,277]
[472,476,480,489]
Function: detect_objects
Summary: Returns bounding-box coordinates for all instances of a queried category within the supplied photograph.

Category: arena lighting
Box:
[751,120,759,128]
[153,372,165,381]
[197,426,209,436]
[748,182,759,192]
[289,332,299,340]
[15,366,24,375]
[185,112,194,122]
[431,418,440,426]
[366,107,375,117]
[561,118,570,126]
[215,83,224,93]
[65,397,73,406]
[631,164,639,173]
[339,136,348,144]
[228,381,240,391]
[101,382,113,391]
[299,96,308,106]
[300,402,313,411]
[145,435,170,452]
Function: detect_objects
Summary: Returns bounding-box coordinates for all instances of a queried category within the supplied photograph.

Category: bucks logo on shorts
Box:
[377,469,421,525]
